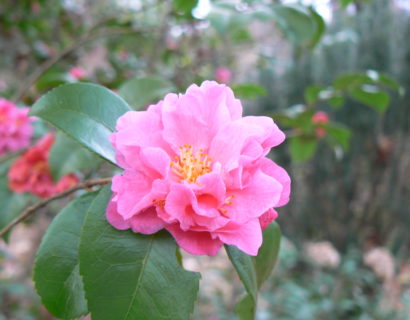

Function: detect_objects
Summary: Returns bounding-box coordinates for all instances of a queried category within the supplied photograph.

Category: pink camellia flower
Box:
[8,133,78,198]
[215,67,232,84]
[0,98,33,156]
[69,67,87,81]
[312,111,329,138]
[107,81,291,256]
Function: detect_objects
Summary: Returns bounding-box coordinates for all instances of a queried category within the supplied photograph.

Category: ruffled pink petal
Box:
[164,184,197,230]
[139,147,171,179]
[259,208,278,230]
[106,196,130,230]
[226,169,283,223]
[165,183,228,231]
[111,171,156,220]
[111,109,170,170]
[259,158,291,207]
[129,206,166,234]
[162,82,241,152]
[209,116,282,171]
[195,172,226,209]
[166,224,223,256]
[216,219,262,256]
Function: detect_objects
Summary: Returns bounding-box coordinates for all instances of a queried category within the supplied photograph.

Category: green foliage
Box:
[232,84,267,99]
[49,132,101,182]
[30,83,131,164]
[226,223,282,320]
[118,77,175,109]
[289,136,318,163]
[272,5,316,44]
[79,186,200,320]
[254,223,281,288]
[33,192,97,318]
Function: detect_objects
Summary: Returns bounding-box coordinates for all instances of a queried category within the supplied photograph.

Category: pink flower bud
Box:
[215,67,232,84]
[312,111,329,138]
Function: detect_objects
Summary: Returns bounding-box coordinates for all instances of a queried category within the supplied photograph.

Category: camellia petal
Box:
[166,224,223,256]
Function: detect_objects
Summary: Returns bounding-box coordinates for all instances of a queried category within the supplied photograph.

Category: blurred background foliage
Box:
[0,0,409,319]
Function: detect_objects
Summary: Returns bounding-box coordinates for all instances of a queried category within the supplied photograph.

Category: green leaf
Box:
[232,84,267,99]
[308,7,326,49]
[325,123,351,150]
[289,136,318,162]
[272,5,316,44]
[304,85,324,105]
[334,73,370,90]
[328,96,345,108]
[226,223,281,320]
[79,186,200,320]
[30,83,131,164]
[36,71,68,92]
[225,245,257,301]
[225,245,258,320]
[235,295,255,320]
[118,77,175,110]
[33,192,99,319]
[174,0,198,15]
[49,132,101,182]
[350,86,390,113]
[254,222,281,288]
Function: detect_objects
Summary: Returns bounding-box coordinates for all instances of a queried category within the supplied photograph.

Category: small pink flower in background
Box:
[69,67,87,81]
[215,67,232,84]
[312,111,329,137]
[107,81,290,256]
[0,98,33,156]
[8,133,78,198]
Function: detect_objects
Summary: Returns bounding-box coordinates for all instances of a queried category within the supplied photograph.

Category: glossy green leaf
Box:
[273,5,315,44]
[232,84,267,99]
[225,245,257,301]
[308,7,326,49]
[79,186,200,320]
[350,86,390,113]
[225,245,258,320]
[227,223,282,320]
[254,222,281,288]
[30,83,131,164]
[49,132,101,182]
[289,136,318,162]
[36,71,68,92]
[33,192,99,319]
[118,77,175,110]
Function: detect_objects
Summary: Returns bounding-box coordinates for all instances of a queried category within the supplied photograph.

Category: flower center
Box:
[171,144,212,184]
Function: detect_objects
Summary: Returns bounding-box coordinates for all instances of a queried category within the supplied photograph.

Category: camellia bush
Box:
[0,1,404,319]
[0,81,289,320]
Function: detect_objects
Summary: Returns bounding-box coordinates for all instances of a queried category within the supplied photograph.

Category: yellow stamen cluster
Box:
[220,195,235,215]
[152,199,165,209]
[171,144,212,184]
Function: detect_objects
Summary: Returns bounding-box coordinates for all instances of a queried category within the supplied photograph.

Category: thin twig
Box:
[0,177,112,237]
